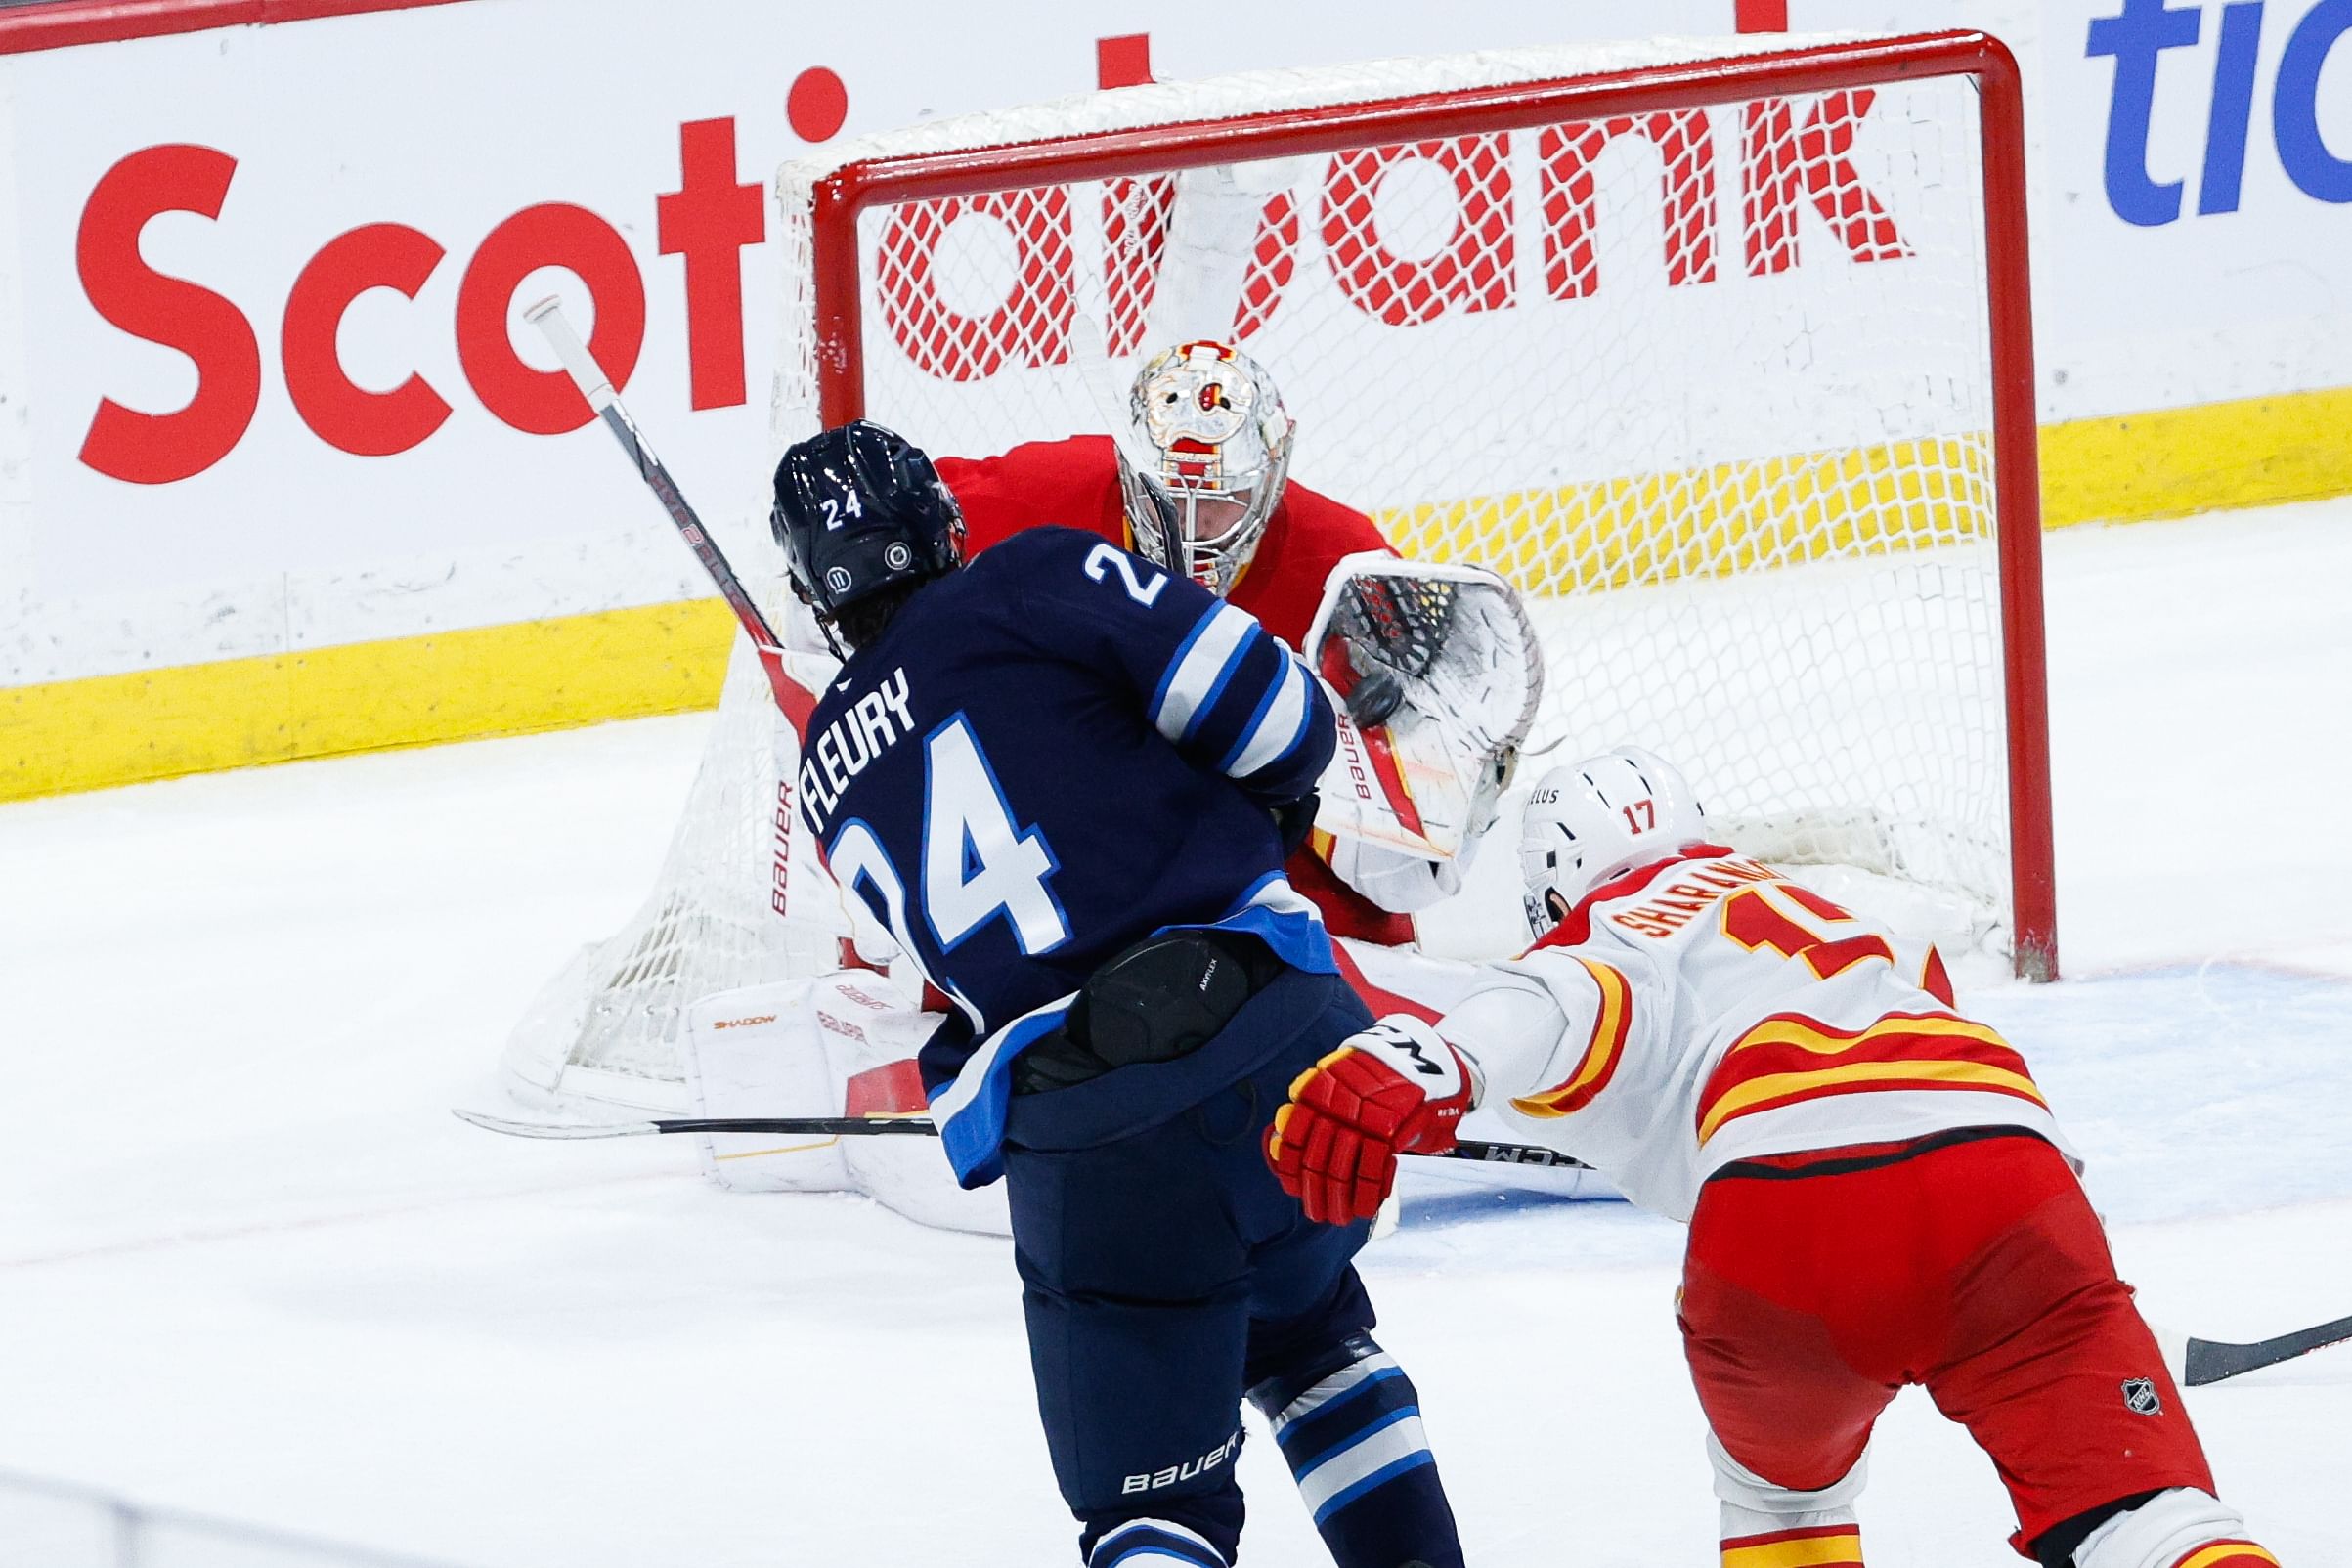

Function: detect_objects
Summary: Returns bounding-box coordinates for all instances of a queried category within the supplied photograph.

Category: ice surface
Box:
[4,500,2350,1565]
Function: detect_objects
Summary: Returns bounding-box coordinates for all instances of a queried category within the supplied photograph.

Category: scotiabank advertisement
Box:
[1,0,2345,780]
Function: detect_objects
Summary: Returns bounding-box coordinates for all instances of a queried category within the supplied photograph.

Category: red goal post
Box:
[791,28,2054,978]
[502,29,2055,1113]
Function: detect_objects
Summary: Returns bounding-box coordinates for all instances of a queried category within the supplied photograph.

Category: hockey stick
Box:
[454,1102,2352,1384]
[2180,1313,2352,1387]
[453,1108,1586,1168]
[524,296,816,734]
[453,1108,2352,1386]
[456,1109,936,1140]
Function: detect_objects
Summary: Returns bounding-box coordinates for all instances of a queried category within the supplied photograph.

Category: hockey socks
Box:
[1086,1517,1230,1568]
[1720,1518,1865,1567]
[1249,1333,1464,1568]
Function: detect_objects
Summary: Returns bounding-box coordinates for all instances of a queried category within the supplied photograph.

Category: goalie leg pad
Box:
[682,980,847,1193]
[814,974,1011,1235]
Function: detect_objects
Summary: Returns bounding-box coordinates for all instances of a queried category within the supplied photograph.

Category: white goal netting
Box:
[503,32,2050,1111]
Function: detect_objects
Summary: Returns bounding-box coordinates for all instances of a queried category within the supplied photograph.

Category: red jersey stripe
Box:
[1508,957,1633,1118]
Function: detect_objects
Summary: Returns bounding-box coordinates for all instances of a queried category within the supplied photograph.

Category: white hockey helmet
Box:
[1117,340,1295,596]
[1518,747,1709,938]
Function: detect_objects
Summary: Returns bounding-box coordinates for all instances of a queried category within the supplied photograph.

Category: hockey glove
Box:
[1265,1016,1482,1226]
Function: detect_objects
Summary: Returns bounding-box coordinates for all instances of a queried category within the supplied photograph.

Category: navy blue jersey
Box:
[798,527,1337,1184]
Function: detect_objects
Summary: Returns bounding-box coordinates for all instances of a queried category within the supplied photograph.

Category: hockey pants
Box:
[1002,965,1463,1568]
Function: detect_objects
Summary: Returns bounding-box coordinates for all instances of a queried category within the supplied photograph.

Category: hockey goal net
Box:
[502,30,2054,1111]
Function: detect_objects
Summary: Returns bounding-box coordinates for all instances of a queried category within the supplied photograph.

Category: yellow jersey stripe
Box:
[1698,1058,2048,1143]
[1510,958,1631,1118]
[2175,1545,2282,1568]
[1720,1532,1865,1568]
[1728,1012,2011,1058]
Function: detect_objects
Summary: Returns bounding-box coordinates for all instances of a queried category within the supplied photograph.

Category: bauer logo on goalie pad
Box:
[2122,1377,2163,1416]
[1121,1429,1241,1494]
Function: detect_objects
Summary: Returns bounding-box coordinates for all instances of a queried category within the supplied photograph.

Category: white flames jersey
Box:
[1433,849,2072,1221]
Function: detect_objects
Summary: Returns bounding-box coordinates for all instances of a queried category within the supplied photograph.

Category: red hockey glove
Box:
[1265,1017,1482,1226]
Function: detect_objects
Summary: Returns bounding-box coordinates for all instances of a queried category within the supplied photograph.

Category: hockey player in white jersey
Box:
[1265,749,2283,1568]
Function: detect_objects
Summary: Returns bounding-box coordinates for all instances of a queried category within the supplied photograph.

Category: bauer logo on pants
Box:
[2121,1377,2163,1416]
[1120,1429,1241,1494]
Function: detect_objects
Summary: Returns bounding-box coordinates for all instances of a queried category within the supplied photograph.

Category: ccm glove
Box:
[1265,1016,1482,1225]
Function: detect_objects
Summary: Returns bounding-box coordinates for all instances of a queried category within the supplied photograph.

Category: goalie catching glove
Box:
[1265,1017,1483,1225]
[1303,554,1544,865]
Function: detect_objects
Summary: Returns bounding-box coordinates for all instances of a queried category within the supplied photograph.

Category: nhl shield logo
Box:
[2121,1377,2163,1416]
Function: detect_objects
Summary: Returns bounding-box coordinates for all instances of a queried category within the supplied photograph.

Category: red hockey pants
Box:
[1678,1131,2217,1552]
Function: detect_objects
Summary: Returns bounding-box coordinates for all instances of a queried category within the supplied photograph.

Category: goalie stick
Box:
[453,1108,1584,1168]
[524,296,817,734]
[454,1107,2350,1386]
[2178,1312,2352,1388]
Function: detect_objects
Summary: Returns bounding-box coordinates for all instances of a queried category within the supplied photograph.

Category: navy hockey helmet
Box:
[770,420,965,625]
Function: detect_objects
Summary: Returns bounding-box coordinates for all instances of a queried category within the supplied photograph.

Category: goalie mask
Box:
[1117,341,1294,597]
[1519,748,1708,938]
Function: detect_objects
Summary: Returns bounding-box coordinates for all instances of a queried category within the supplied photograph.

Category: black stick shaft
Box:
[592,403,782,654]
[656,1116,939,1137]
[655,1116,1584,1168]
[527,296,814,728]
[2184,1312,2352,1386]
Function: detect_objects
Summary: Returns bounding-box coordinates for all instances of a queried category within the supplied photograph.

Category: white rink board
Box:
[2,0,2349,690]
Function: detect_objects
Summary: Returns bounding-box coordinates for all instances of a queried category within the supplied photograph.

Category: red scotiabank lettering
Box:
[457,202,645,435]
[877,188,1075,381]
[1101,175,1174,357]
[1323,135,1516,326]
[1543,111,1717,297]
[659,117,767,411]
[77,117,766,477]
[77,145,261,485]
[877,93,1907,377]
[1742,90,1909,274]
[283,223,450,457]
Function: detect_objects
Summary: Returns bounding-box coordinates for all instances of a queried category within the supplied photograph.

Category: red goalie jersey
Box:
[935,434,1411,944]
[1445,847,2075,1220]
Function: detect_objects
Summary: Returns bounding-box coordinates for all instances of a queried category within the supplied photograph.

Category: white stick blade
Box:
[451,1107,655,1140]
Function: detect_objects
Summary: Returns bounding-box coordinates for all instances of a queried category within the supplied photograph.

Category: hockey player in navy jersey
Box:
[771,421,1468,1568]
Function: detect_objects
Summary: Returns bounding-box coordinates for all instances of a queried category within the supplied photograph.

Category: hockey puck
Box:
[1346,669,1405,727]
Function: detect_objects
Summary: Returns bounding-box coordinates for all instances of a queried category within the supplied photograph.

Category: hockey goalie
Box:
[682,340,1546,1231]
